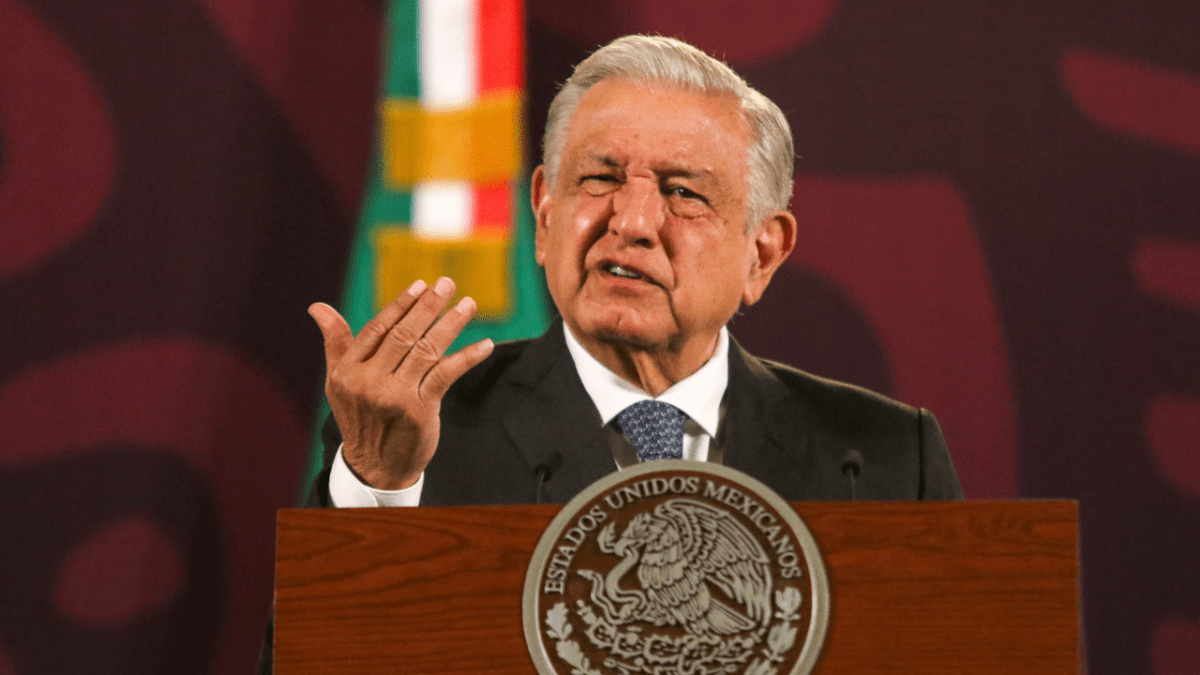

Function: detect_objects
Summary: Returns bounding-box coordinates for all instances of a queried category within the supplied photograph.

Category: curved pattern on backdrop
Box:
[0,0,381,673]
[0,340,306,673]
[0,0,115,279]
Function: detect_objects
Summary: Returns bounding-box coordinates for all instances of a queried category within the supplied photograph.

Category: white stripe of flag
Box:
[413,0,478,239]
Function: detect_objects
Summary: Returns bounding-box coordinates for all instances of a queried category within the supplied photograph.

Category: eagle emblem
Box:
[524,462,828,675]
[580,498,772,637]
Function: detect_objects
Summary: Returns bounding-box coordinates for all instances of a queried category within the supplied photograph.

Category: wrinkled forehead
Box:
[561,79,753,183]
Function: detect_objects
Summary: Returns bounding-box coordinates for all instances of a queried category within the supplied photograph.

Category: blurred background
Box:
[1,0,1197,673]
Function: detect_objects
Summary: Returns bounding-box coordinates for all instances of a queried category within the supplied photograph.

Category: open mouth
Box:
[605,263,643,280]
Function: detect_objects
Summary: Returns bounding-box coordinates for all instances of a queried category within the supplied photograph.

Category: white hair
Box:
[541,35,795,229]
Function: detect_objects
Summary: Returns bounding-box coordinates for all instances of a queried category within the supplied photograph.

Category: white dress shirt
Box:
[328,323,731,507]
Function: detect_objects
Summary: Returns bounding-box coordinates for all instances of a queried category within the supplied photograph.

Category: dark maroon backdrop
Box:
[1,1,1197,674]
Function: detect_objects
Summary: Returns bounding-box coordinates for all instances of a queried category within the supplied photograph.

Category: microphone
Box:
[534,452,564,505]
[841,449,863,501]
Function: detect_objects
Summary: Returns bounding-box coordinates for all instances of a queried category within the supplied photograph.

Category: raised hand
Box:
[308,277,494,489]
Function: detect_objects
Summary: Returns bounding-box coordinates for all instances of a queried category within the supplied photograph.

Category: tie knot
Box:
[618,400,687,462]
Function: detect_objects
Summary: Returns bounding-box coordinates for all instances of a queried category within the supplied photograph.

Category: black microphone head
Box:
[534,451,565,481]
[534,451,565,505]
[841,449,864,477]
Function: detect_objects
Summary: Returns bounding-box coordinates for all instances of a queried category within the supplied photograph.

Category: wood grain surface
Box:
[274,501,1078,674]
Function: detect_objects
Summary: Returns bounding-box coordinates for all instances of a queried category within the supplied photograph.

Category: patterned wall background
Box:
[0,1,1197,673]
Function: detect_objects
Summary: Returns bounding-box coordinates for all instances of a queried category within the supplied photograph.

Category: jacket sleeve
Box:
[917,408,965,500]
[298,414,341,507]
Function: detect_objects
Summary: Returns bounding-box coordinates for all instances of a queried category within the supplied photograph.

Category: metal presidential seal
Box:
[523,461,829,675]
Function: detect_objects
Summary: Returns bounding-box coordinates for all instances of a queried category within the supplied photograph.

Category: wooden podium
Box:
[274,501,1078,674]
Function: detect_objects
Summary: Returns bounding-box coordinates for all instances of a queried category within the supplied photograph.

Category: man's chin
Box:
[571,314,671,351]
[590,326,659,350]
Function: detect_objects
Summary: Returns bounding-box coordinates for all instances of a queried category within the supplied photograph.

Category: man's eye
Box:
[581,175,619,195]
[668,186,706,202]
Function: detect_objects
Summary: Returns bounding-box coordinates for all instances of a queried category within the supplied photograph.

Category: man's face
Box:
[534,78,782,359]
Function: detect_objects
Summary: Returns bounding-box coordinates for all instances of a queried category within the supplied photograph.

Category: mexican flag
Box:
[305,0,549,489]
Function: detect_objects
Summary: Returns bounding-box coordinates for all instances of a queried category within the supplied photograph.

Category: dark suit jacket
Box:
[270,322,962,672]
[308,319,962,506]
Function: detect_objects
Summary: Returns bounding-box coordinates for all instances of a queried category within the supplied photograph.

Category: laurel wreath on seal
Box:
[544,586,803,675]
[744,587,803,675]
[545,602,602,675]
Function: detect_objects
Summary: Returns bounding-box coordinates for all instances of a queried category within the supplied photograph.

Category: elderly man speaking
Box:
[306,35,963,507]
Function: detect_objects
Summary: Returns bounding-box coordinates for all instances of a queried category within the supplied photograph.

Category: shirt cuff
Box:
[329,444,424,507]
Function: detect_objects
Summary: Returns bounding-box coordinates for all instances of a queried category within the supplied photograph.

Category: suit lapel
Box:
[500,321,615,503]
[720,339,813,497]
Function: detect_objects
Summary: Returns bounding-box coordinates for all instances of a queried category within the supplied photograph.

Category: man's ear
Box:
[742,210,797,306]
[532,165,551,267]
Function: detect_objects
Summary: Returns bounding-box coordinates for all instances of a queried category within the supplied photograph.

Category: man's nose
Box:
[609,181,664,245]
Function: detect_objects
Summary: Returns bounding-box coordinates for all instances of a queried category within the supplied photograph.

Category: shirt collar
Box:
[562,322,729,438]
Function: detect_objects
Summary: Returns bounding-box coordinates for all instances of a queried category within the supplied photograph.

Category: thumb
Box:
[308,302,353,366]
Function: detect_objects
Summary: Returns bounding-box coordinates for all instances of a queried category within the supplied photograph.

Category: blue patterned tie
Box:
[618,400,687,462]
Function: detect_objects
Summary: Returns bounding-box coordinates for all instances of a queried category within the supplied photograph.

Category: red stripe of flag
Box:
[476,0,523,92]
[472,182,513,234]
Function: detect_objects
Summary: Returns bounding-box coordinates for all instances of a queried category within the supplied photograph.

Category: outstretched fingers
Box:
[370,276,461,374]
[314,275,492,412]
[421,335,494,400]
[395,292,484,384]
[344,279,429,364]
